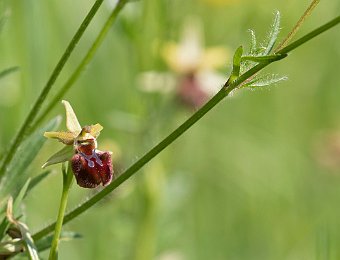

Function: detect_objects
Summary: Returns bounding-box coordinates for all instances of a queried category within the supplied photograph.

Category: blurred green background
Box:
[1,0,340,259]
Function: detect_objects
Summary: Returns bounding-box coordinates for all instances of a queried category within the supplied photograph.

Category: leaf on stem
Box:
[241,53,287,63]
[227,46,243,84]
[242,74,288,88]
[248,29,257,55]
[263,11,281,55]
[244,11,281,62]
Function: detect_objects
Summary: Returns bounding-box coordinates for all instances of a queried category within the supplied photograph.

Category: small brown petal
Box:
[71,151,113,188]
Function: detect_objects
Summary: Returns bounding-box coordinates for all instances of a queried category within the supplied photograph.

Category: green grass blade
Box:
[0,67,19,80]
[0,0,106,182]
[0,117,61,206]
[35,231,82,253]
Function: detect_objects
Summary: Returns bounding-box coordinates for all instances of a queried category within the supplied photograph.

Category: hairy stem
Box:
[0,0,105,180]
[32,15,340,242]
[48,164,73,260]
[33,0,129,128]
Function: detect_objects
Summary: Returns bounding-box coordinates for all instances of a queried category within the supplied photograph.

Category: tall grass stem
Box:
[0,0,105,180]
[33,0,129,128]
[48,164,73,260]
[32,15,340,241]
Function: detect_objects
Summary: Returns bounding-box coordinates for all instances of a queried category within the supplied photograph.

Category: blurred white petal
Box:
[196,70,226,95]
[162,19,204,73]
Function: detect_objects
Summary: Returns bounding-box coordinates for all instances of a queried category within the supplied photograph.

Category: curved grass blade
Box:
[35,231,82,253]
[0,67,19,80]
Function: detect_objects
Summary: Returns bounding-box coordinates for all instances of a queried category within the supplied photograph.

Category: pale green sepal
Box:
[44,131,77,145]
[62,100,82,134]
[42,145,74,169]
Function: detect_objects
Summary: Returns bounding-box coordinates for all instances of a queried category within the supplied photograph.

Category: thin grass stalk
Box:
[0,0,105,180]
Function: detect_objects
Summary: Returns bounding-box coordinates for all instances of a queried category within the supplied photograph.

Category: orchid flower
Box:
[43,100,113,188]
[138,18,230,108]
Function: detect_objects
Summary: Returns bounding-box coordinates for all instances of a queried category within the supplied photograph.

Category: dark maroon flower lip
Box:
[71,151,113,189]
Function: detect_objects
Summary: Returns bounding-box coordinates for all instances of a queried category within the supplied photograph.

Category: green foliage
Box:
[0,117,61,205]
[0,67,19,81]
[0,0,339,259]
[237,11,286,90]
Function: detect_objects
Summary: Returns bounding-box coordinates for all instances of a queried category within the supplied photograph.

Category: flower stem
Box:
[32,15,340,242]
[48,164,73,260]
[33,0,130,129]
[0,0,105,181]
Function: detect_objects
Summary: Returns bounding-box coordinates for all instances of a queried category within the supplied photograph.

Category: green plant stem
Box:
[0,0,105,181]
[275,0,320,51]
[277,15,340,55]
[32,15,340,242]
[33,0,129,128]
[48,164,73,260]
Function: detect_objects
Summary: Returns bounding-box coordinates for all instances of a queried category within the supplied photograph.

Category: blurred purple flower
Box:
[138,18,230,108]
